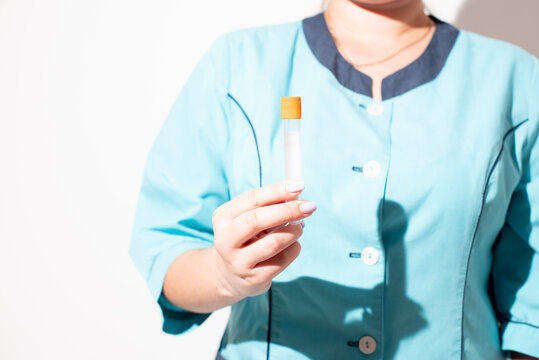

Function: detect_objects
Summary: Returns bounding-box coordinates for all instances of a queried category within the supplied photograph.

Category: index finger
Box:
[215,180,305,221]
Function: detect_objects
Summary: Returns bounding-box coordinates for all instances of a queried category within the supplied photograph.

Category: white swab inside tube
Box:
[284,120,302,181]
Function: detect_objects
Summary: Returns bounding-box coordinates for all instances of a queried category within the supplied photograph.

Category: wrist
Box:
[207,246,244,304]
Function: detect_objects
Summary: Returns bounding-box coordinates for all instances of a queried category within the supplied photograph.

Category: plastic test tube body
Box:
[281,97,302,225]
[251,97,303,240]
[284,118,302,182]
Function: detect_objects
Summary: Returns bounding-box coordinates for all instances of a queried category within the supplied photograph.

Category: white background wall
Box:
[0,1,537,359]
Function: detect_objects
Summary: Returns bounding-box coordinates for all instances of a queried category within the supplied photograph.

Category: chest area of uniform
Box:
[226,91,522,239]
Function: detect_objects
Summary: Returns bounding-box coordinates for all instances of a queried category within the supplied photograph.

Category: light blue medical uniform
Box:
[129,12,539,360]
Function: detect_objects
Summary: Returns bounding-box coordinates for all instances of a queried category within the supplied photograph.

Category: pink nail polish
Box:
[286,181,305,193]
[299,201,317,214]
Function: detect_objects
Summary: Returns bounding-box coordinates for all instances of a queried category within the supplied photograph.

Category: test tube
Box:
[251,97,303,241]
[281,96,303,225]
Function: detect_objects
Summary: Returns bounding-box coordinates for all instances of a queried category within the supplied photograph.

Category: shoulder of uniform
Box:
[216,17,306,84]
[458,29,537,71]
[222,18,303,45]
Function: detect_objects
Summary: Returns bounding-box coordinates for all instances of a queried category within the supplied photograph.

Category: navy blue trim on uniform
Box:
[227,94,263,187]
[227,94,272,360]
[459,119,529,359]
[302,12,459,100]
[266,288,273,359]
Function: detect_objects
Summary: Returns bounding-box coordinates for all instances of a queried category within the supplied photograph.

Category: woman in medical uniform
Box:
[129,0,539,359]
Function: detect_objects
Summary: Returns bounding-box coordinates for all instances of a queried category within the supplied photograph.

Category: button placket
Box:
[346,100,390,357]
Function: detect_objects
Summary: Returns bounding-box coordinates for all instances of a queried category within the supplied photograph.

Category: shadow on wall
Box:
[455,0,539,57]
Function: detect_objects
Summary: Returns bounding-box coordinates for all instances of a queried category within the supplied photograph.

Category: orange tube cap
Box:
[281,96,301,119]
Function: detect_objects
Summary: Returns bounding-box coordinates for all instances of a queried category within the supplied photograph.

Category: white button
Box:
[366,102,384,115]
[361,247,379,265]
[359,336,377,354]
[362,160,381,178]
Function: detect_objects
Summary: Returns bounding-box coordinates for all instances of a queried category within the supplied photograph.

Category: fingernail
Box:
[286,180,305,193]
[299,201,317,214]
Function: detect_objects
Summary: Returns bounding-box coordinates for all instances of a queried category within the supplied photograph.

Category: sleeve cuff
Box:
[148,239,214,335]
[501,320,539,358]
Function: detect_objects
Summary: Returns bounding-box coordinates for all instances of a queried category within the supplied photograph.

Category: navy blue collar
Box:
[302,12,460,100]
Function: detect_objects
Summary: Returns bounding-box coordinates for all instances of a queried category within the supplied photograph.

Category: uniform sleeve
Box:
[129,34,231,335]
[492,57,539,358]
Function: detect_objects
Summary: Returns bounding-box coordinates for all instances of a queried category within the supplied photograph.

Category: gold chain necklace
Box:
[328,18,435,69]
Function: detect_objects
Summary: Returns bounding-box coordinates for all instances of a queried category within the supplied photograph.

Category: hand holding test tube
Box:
[281,97,303,224]
[249,96,305,241]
